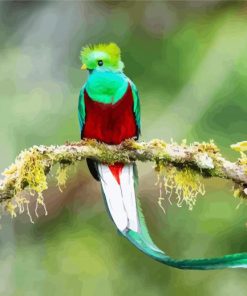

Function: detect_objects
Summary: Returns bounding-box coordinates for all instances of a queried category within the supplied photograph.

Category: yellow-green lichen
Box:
[196,140,219,154]
[4,195,33,222]
[233,183,247,200]
[231,141,247,153]
[155,162,205,211]
[2,148,50,220]
[231,141,247,163]
[5,201,17,218]
[4,148,48,195]
[1,146,78,221]
[56,164,70,192]
[236,152,247,167]
[149,139,167,149]
[231,141,247,173]
[122,139,143,149]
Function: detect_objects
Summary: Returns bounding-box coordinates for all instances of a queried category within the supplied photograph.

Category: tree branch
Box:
[0,139,247,218]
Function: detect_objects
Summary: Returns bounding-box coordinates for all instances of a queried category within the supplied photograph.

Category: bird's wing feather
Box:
[78,85,86,135]
[129,80,141,138]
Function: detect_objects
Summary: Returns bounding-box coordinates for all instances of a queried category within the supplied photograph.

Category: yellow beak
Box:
[81,64,87,70]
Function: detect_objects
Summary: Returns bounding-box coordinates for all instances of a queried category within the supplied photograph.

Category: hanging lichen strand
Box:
[0,139,246,221]
[155,163,206,212]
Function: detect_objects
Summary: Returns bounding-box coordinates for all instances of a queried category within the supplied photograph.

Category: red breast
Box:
[82,83,137,145]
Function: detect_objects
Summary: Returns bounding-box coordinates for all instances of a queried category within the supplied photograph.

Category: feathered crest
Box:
[80,42,120,61]
[80,42,123,70]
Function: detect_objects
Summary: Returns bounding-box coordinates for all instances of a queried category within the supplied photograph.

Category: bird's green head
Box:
[80,42,124,72]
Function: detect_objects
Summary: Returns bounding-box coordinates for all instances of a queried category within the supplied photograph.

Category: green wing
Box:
[78,85,86,135]
[129,80,141,138]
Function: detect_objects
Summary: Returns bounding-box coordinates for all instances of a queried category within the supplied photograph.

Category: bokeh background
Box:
[0,1,247,295]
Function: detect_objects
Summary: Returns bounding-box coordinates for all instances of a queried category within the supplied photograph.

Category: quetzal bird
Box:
[78,42,247,270]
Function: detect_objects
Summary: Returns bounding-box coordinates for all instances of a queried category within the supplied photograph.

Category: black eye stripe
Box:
[98,60,103,66]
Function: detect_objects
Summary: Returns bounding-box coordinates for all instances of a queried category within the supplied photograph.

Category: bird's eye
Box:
[98,60,103,66]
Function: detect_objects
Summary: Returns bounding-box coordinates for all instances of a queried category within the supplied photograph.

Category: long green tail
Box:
[122,202,247,270]
[123,164,247,270]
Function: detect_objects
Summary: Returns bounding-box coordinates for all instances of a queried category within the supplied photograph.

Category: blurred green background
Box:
[1,1,247,295]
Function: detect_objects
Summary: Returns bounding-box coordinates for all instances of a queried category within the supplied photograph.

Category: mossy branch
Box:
[1,138,247,219]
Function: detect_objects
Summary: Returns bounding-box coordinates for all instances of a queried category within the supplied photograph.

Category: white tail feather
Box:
[98,163,139,232]
[120,165,139,232]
